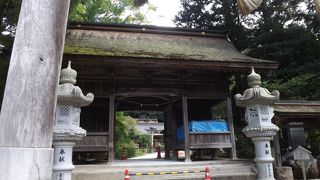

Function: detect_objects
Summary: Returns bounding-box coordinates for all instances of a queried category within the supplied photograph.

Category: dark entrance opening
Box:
[114,96,177,161]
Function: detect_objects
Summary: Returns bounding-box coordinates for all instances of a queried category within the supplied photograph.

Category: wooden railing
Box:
[189,132,232,149]
[74,132,109,152]
[176,132,232,150]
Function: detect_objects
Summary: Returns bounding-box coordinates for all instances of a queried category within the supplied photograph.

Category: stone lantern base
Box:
[52,141,76,180]
[252,137,275,180]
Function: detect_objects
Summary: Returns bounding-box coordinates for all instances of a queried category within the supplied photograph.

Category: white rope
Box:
[132,0,148,7]
[315,0,320,15]
[237,0,263,15]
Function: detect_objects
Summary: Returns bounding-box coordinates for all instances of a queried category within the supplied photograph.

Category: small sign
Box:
[293,146,311,160]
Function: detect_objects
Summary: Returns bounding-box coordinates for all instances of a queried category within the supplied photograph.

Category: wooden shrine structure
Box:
[272,101,320,167]
[273,101,320,128]
[63,22,278,163]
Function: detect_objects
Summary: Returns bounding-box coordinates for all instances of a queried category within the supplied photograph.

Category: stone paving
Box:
[72,159,257,180]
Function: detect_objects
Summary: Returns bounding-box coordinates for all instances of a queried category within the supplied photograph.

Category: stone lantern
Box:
[52,61,94,180]
[234,68,280,180]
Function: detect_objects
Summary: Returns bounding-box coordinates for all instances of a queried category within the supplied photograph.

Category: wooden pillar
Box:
[273,132,282,168]
[164,104,177,159]
[108,76,115,164]
[182,96,191,162]
[0,0,70,179]
[151,131,154,150]
[227,97,237,159]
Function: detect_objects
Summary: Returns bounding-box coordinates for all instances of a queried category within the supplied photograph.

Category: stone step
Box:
[129,172,257,180]
[72,161,256,180]
[122,166,255,180]
[73,171,256,180]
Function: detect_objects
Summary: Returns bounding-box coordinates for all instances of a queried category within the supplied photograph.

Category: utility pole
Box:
[0,0,71,179]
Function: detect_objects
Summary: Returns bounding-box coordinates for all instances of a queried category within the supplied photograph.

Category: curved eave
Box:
[64,23,278,72]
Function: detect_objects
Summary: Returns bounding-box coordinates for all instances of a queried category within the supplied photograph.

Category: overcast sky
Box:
[140,1,309,29]
[141,0,181,27]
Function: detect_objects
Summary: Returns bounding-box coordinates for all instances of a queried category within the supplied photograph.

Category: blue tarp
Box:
[176,120,229,141]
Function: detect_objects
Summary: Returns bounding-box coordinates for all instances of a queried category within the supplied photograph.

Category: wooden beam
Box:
[115,88,182,97]
[0,0,71,179]
[182,96,191,162]
[227,97,237,160]
[108,76,115,164]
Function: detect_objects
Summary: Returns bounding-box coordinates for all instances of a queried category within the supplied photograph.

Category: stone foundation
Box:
[0,147,53,180]
[275,166,294,180]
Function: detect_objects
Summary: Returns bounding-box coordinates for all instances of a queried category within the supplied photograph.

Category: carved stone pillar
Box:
[52,61,94,180]
[235,68,280,180]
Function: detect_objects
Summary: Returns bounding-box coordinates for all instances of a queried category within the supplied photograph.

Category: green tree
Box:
[0,0,153,51]
[0,0,21,52]
[69,0,154,24]
[0,0,153,107]
[0,57,9,109]
[175,0,320,157]
[250,26,320,100]
[174,0,247,48]
[0,0,19,108]
[115,112,151,159]
[175,0,320,100]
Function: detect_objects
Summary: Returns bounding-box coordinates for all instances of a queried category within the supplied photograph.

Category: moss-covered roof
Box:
[64,23,277,69]
[274,101,320,114]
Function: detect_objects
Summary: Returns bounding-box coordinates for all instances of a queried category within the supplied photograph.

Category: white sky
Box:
[140,1,310,29]
[141,0,182,27]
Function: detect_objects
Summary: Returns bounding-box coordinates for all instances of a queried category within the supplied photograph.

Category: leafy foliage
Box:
[0,57,9,109]
[307,129,320,155]
[69,0,154,24]
[0,0,153,51]
[235,128,255,158]
[115,112,151,159]
[0,0,21,52]
[0,0,153,107]
[244,25,320,100]
[174,0,246,48]
[175,0,320,100]
[175,0,320,157]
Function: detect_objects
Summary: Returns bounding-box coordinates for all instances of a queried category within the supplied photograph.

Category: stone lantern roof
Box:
[60,60,77,84]
[57,61,94,107]
[235,67,280,107]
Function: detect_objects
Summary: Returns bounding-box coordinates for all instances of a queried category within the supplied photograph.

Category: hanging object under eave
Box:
[133,0,148,7]
[237,0,263,15]
[315,0,320,15]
